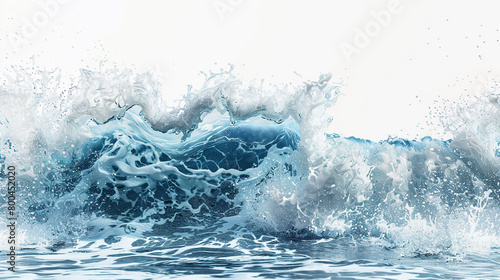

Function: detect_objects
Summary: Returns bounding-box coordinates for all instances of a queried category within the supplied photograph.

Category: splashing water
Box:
[0,65,499,279]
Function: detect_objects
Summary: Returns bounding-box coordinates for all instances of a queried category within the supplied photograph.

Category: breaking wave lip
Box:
[0,65,499,259]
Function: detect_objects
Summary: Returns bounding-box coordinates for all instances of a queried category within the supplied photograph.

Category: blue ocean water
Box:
[0,68,499,279]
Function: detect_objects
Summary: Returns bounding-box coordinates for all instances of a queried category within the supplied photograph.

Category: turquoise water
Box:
[4,237,500,279]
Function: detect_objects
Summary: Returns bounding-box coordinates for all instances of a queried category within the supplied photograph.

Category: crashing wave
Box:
[0,66,499,258]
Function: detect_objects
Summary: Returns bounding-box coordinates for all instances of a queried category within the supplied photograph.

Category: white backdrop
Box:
[1,0,499,140]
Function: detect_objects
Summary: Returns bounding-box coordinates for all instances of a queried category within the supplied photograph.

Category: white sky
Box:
[1,0,499,140]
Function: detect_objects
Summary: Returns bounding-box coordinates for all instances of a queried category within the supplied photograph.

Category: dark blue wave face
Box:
[23,109,301,237]
[90,126,297,229]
